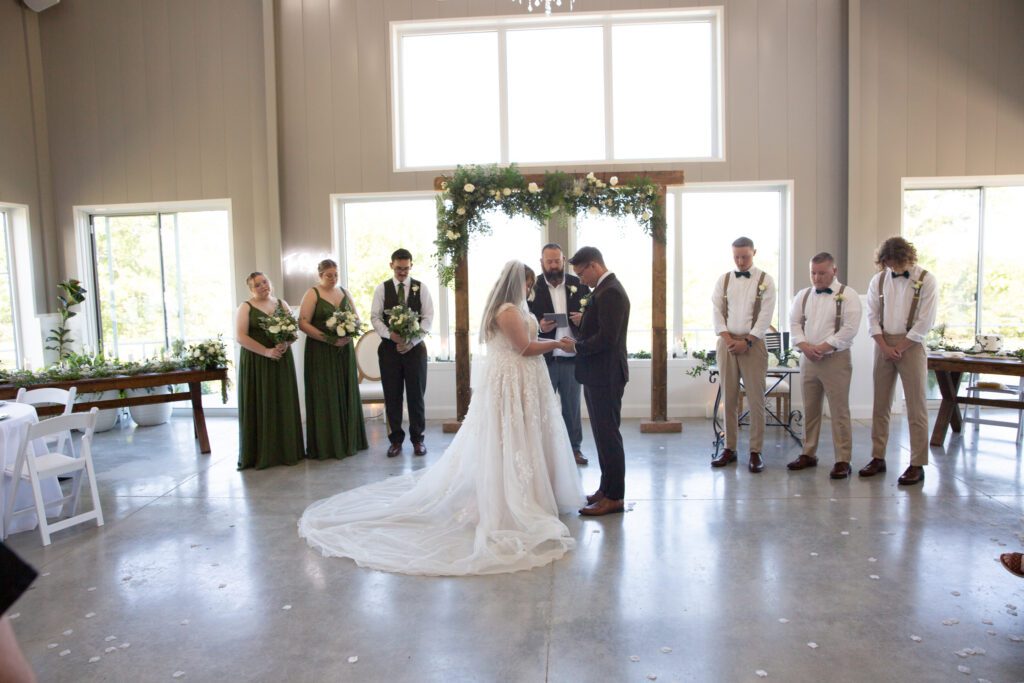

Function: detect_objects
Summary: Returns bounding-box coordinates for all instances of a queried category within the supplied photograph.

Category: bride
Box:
[298,260,584,576]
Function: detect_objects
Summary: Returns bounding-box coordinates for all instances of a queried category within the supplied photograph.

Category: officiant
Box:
[528,243,590,466]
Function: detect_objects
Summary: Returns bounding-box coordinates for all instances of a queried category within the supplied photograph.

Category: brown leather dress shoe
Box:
[386,444,402,458]
[897,465,925,485]
[829,462,852,479]
[579,498,625,516]
[574,451,589,466]
[586,490,605,505]
[711,449,737,468]
[787,454,818,470]
[748,452,765,473]
[413,442,427,456]
[858,458,887,477]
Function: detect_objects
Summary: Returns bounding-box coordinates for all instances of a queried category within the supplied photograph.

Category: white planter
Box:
[127,386,173,427]
[76,390,121,432]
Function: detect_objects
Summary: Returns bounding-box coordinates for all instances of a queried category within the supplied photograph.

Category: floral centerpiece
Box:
[186,336,229,371]
[258,308,299,345]
[385,305,425,344]
[323,308,365,345]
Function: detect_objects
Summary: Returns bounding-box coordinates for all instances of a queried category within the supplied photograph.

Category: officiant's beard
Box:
[544,268,564,286]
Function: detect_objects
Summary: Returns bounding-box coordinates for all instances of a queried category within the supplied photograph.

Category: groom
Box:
[564,246,630,516]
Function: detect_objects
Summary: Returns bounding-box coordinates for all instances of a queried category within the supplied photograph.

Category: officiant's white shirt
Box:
[370,278,434,348]
[545,277,575,358]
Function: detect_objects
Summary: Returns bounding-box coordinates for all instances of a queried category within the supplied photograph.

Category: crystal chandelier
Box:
[512,0,575,15]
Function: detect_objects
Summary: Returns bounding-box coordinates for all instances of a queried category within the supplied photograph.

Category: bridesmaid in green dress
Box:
[235,271,304,469]
[298,259,368,460]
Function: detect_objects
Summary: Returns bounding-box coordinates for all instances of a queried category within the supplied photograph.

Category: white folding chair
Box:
[964,373,1024,444]
[16,386,78,458]
[2,408,104,546]
[355,331,385,418]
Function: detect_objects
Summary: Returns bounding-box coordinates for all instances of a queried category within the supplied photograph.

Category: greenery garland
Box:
[435,164,662,286]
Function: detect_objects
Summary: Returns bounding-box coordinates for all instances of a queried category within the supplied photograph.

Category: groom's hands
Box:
[560,337,576,353]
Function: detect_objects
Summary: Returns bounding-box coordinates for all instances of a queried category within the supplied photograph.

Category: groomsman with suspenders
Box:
[711,237,777,473]
[787,252,863,478]
[370,248,434,458]
[858,237,938,486]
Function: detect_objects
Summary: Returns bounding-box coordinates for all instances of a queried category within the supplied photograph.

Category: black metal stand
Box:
[709,367,803,458]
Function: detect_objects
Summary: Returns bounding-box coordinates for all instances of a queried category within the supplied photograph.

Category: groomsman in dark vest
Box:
[858,237,937,486]
[528,243,591,466]
[565,246,631,516]
[370,248,434,458]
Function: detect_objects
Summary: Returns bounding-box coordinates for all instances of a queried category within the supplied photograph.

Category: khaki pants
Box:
[718,337,769,452]
[871,334,929,466]
[801,349,853,463]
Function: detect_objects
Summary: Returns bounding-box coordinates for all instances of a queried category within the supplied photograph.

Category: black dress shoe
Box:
[858,458,887,477]
[829,462,852,479]
[413,442,427,456]
[897,465,925,486]
[574,451,589,466]
[787,454,818,470]
[386,444,402,458]
[748,452,765,473]
[711,449,737,468]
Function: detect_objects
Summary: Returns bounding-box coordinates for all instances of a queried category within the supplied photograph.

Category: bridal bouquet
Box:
[385,304,425,344]
[186,336,230,371]
[323,308,365,345]
[258,308,299,345]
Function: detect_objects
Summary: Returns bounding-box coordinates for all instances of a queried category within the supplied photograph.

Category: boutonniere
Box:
[834,293,845,302]
[579,297,590,312]
[411,284,420,293]
[911,280,923,291]
[757,283,767,294]
[569,285,578,295]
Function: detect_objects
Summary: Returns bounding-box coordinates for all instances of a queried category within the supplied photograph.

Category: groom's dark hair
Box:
[568,246,605,268]
[391,248,413,262]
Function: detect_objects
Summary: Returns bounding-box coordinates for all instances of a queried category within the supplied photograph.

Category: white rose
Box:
[642,209,653,220]
[502,188,511,196]
[586,171,596,180]
[446,230,460,240]
[625,204,633,212]
[326,319,337,329]
[569,285,577,294]
[268,325,281,334]
[463,183,475,193]
[610,176,619,186]
[527,182,539,193]
[456,207,466,216]
[588,206,599,216]
[767,354,780,368]
[345,324,355,333]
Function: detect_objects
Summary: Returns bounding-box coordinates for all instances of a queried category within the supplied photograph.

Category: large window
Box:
[903,179,1024,347]
[336,194,544,359]
[90,210,234,360]
[0,209,21,368]
[391,8,723,170]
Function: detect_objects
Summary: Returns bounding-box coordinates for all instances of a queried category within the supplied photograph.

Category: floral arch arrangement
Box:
[434,164,661,285]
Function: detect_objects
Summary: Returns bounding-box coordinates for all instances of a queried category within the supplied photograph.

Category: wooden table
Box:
[0,368,228,454]
[928,354,1024,446]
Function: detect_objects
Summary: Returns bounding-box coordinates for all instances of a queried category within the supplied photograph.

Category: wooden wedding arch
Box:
[433,169,684,434]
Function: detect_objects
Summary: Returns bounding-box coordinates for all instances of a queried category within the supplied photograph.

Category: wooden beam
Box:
[443,254,471,433]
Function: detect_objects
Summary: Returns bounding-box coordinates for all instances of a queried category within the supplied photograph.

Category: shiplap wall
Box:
[36,0,282,303]
[275,0,848,301]
[848,0,1024,287]
[0,4,55,311]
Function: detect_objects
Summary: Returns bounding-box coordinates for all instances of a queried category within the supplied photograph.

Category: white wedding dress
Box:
[298,303,584,576]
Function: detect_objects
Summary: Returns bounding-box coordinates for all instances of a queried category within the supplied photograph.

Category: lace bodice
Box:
[488,303,536,355]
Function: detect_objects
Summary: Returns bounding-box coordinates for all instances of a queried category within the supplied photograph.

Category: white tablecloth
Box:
[1,401,64,534]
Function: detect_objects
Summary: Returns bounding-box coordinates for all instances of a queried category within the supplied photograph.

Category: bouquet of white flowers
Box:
[258,307,299,345]
[323,308,365,345]
[186,336,230,371]
[385,305,426,344]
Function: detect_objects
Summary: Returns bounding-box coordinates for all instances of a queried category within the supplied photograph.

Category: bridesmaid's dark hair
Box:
[523,265,535,283]
[245,271,264,289]
[317,259,338,276]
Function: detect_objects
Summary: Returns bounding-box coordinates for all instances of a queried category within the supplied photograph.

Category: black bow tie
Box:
[815,288,833,295]
[892,271,910,279]
[734,271,751,278]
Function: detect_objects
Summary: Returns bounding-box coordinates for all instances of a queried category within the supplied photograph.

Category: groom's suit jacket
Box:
[573,273,630,387]
[527,274,590,364]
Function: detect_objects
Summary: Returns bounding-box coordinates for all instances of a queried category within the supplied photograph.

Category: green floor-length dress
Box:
[304,288,368,460]
[237,301,305,470]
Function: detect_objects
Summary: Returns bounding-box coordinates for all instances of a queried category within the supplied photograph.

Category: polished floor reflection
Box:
[6,411,1024,682]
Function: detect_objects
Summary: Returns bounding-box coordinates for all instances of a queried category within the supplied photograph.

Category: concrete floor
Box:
[5,410,1024,682]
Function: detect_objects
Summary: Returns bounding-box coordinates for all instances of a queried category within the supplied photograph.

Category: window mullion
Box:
[975,188,986,335]
[498,29,510,164]
[603,23,614,161]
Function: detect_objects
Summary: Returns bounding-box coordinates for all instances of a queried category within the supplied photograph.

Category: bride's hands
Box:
[558,337,576,352]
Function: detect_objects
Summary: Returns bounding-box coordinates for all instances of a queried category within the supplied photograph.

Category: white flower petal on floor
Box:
[869,575,880,580]
[958,665,971,674]
[755,670,768,678]
[944,619,961,626]
[87,586,96,592]
[347,656,358,664]
[841,531,850,536]
[282,605,292,610]
[647,675,657,681]
[660,647,672,654]
[48,643,58,649]
[59,650,70,657]
[63,629,73,636]
[982,619,994,625]
[120,643,131,649]
[807,642,818,649]
[952,591,961,597]
[89,656,101,663]
[173,671,186,678]
[809,552,819,557]
[105,647,117,653]
[8,613,19,619]
[1009,635,1024,642]
[849,517,857,521]
[910,635,923,642]
[987,630,998,636]
[974,647,986,655]
[85,612,96,619]
[868,557,877,562]
[41,572,50,577]
[778,618,789,624]
[630,655,641,662]
[105,636,117,642]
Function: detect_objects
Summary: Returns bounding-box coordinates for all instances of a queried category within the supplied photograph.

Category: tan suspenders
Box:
[878,269,929,333]
[800,284,847,334]
[721,271,768,328]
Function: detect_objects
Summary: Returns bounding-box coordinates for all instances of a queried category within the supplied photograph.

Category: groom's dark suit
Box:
[574,273,630,500]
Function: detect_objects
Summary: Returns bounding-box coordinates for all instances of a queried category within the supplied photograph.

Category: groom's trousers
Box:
[378,340,428,445]
[584,382,626,500]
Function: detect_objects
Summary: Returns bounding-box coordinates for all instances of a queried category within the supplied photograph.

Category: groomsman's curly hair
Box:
[874,237,918,269]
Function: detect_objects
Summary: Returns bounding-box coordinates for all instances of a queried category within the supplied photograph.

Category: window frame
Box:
[390,7,725,172]
[0,207,23,368]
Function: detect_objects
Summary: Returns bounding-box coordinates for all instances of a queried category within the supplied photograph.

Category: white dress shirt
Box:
[370,277,434,347]
[711,266,777,339]
[866,265,938,343]
[545,277,575,358]
[789,279,862,352]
